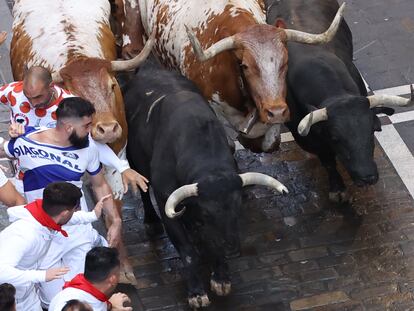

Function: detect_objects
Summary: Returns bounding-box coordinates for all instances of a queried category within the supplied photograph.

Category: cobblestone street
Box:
[117,142,414,310]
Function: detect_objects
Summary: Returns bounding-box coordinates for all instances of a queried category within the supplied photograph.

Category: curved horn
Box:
[284,2,346,44]
[368,85,414,108]
[165,183,198,218]
[297,108,328,136]
[185,25,236,62]
[239,173,289,194]
[111,30,156,72]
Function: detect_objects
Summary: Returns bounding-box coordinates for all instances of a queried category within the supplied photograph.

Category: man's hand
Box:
[8,122,25,138]
[45,267,70,282]
[0,31,7,45]
[121,168,149,194]
[93,194,112,218]
[107,221,122,248]
[109,293,132,311]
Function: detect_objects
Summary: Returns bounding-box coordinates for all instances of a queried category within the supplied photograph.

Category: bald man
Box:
[1,66,69,128]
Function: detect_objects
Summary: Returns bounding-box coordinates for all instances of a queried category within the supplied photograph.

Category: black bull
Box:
[266,0,413,202]
[125,62,287,308]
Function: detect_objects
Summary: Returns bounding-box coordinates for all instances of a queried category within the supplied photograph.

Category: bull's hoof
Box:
[188,294,210,309]
[210,279,231,296]
[118,270,138,287]
[118,259,138,286]
[262,124,281,152]
[329,191,349,203]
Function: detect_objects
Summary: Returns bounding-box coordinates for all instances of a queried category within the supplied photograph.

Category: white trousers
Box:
[38,223,107,308]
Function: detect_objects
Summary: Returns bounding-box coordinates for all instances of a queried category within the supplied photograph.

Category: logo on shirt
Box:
[13,146,82,171]
[13,113,29,126]
[62,151,79,160]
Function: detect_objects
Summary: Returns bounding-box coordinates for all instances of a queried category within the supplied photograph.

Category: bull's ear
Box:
[371,107,395,116]
[275,18,287,29]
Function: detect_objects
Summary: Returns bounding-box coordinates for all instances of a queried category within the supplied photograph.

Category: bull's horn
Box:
[185,25,236,62]
[0,31,7,45]
[284,3,345,44]
[297,108,328,136]
[239,172,288,194]
[111,30,156,71]
[368,84,414,108]
[165,183,198,218]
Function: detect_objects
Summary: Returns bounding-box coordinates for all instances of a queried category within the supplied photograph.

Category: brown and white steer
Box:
[127,0,345,152]
[10,0,153,285]
[110,0,145,59]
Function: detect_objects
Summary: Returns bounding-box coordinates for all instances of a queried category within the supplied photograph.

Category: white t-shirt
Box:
[4,127,101,204]
[0,209,52,311]
[0,81,73,128]
[49,287,107,311]
[0,205,98,311]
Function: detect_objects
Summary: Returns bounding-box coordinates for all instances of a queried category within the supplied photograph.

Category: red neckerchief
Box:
[24,199,68,237]
[63,274,110,306]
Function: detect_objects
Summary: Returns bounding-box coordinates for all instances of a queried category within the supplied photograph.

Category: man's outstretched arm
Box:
[89,171,122,247]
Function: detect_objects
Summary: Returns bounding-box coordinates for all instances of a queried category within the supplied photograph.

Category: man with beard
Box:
[3,66,148,196]
[2,97,122,307]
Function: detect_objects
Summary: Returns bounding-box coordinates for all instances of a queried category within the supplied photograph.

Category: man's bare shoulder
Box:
[27,128,57,145]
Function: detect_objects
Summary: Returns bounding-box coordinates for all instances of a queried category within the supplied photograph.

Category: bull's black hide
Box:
[125,61,242,307]
[266,0,397,201]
